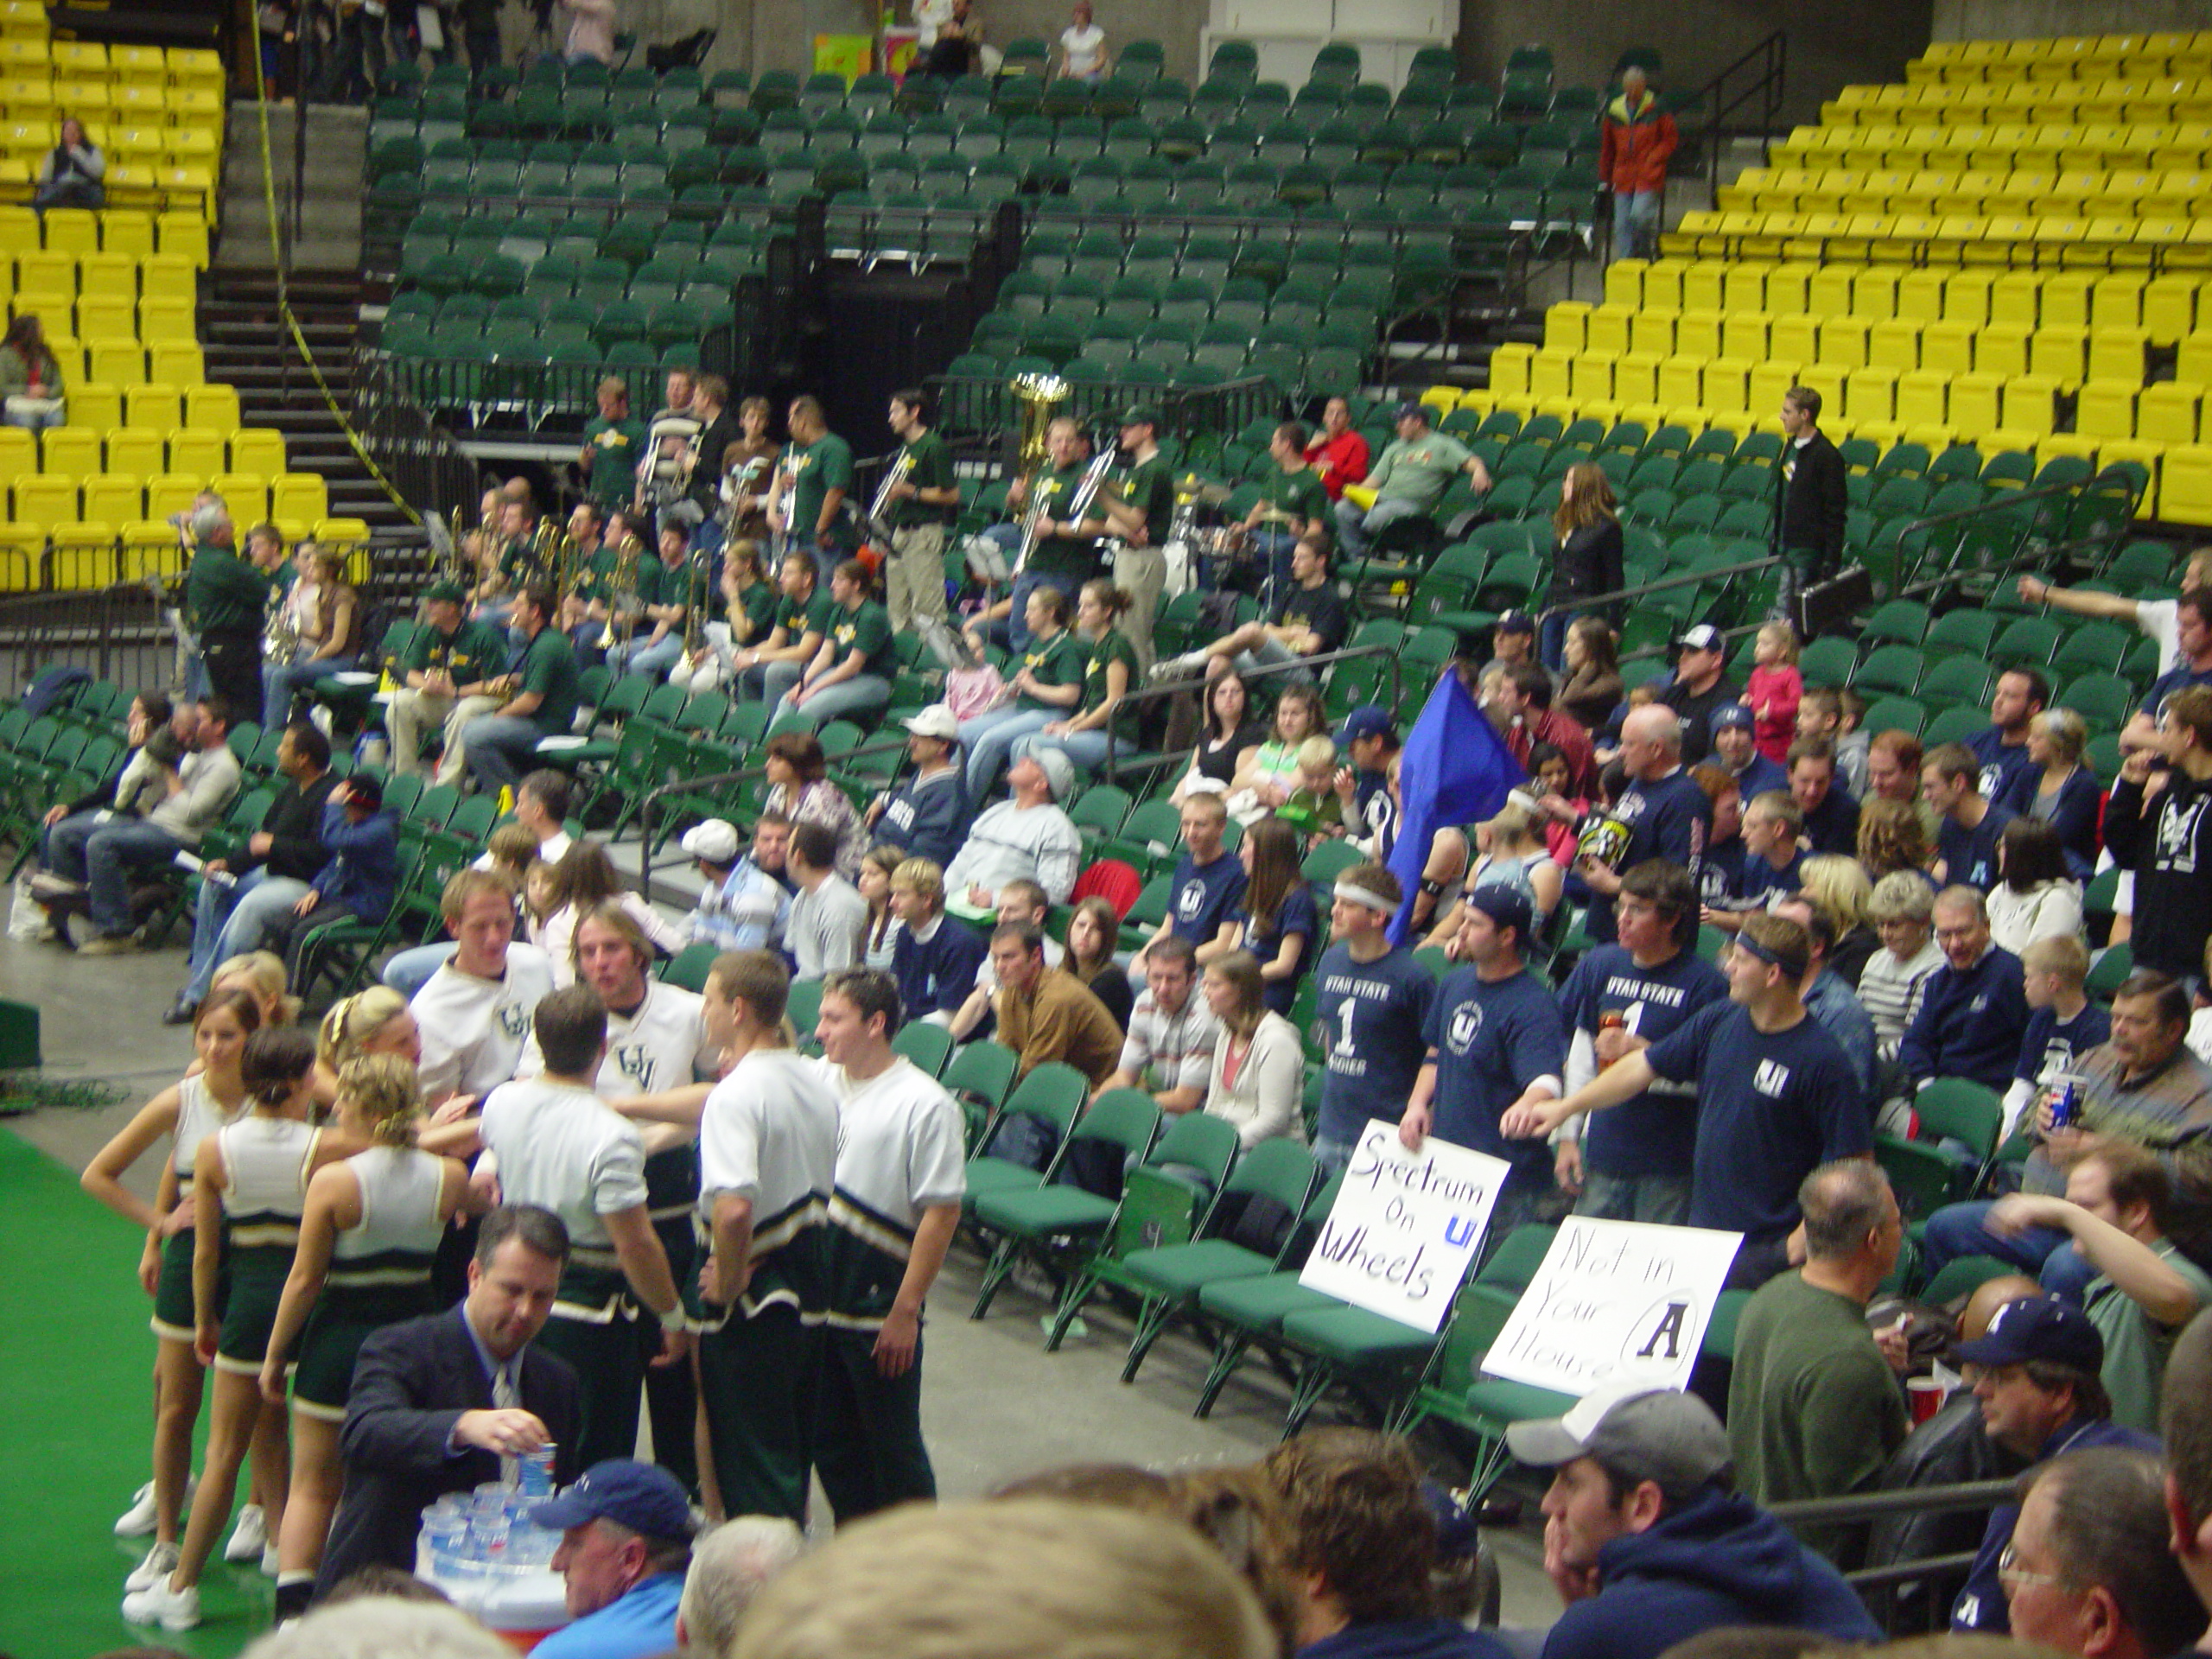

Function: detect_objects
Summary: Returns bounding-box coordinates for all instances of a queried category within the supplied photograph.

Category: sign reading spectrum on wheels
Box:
[1481,1217,1744,1396]
[1298,1122,1510,1332]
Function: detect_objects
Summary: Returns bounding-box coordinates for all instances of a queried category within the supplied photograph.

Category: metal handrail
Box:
[1767,1478,2016,1525]
[1532,553,1783,626]
[1883,474,2135,598]
[1689,29,1789,209]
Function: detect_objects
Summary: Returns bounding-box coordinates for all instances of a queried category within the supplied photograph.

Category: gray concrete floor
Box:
[0,930,1559,1628]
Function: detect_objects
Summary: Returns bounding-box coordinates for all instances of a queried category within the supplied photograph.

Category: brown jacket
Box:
[997,966,1123,1088]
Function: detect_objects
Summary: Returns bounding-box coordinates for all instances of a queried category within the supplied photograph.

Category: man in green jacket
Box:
[185,499,270,722]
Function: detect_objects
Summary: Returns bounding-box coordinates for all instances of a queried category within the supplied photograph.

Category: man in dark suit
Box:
[1774,385,1848,635]
[308,1205,584,1611]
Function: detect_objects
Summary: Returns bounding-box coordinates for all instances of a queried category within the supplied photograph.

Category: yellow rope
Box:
[245,44,420,525]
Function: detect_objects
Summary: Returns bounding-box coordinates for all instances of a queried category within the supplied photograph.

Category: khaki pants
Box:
[386,686,500,783]
[886,524,949,632]
[1114,543,1167,671]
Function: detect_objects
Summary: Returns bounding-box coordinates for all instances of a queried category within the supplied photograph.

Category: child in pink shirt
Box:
[1745,620,1802,765]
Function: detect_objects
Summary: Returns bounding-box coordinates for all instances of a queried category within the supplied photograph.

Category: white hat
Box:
[680,819,741,865]
[1034,747,1076,801]
[902,704,960,741]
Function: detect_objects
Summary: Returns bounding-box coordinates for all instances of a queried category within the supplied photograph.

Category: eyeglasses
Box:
[1996,1541,2067,1591]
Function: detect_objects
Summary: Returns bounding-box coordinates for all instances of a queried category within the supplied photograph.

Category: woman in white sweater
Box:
[1199,950,1305,1148]
[1986,817,2084,958]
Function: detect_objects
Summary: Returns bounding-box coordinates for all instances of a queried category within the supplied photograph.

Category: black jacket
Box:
[316,1306,582,1596]
[2105,765,2212,979]
[254,771,340,882]
[1775,431,1848,569]
[1549,519,1626,621]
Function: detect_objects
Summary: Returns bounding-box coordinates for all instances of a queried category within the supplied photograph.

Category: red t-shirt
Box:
[1304,430,1370,500]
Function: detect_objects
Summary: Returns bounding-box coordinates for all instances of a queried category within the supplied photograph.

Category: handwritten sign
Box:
[1480,1216,1741,1395]
[1299,1122,1510,1332]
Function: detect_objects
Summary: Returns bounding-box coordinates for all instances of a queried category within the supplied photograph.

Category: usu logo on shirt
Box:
[1446,1001,1484,1055]
[613,1043,657,1089]
[1176,881,1205,921]
[1752,1058,1792,1096]
[499,1002,531,1039]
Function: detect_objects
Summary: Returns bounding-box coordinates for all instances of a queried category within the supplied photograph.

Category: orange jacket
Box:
[1599,91,1679,194]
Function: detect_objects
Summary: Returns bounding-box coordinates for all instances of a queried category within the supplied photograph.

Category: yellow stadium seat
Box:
[1854,267,1907,318]
[1895,270,1947,323]
[232,430,291,480]
[1988,272,2042,328]
[1703,358,1752,414]
[1895,369,1950,428]
[17,246,74,296]
[183,384,239,432]
[145,472,200,519]
[1720,313,1770,360]
[140,252,194,305]
[1845,366,1898,423]
[1681,263,1727,312]
[0,36,44,70]
[1941,270,1995,327]
[5,80,54,122]
[1797,365,1846,420]
[164,427,222,477]
[2002,374,2063,433]
[1613,355,1662,406]
[13,474,78,523]
[147,342,203,385]
[137,294,195,345]
[2137,382,2203,444]
[1603,260,1647,309]
[1760,314,1812,369]
[1656,357,1706,408]
[1488,345,1533,399]
[1818,317,1872,370]
[2160,445,2212,524]
[82,472,144,524]
[2143,276,2201,343]
[74,251,135,302]
[2088,327,2149,381]
[1568,356,1611,402]
[0,523,41,591]
[124,384,181,429]
[67,382,123,430]
[1675,310,1725,360]
[1918,320,1974,375]
[1641,261,1688,312]
[213,472,270,524]
[1808,265,1857,317]
[1974,322,2031,378]
[2184,336,2212,386]
[97,209,156,260]
[1868,319,1922,372]
[2028,328,2088,385]
[2040,273,2095,328]
[1716,264,1770,313]
[1948,373,2005,435]
[86,341,145,384]
[0,424,32,476]
[2078,379,2139,440]
[155,213,207,268]
[1625,311,1673,357]
[1544,303,1590,355]
[276,475,330,525]
[41,207,99,257]
[40,427,100,474]
[75,294,135,340]
[2090,276,2148,329]
[104,427,164,476]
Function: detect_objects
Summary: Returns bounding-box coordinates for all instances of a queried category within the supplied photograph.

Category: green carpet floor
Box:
[0,1131,271,1659]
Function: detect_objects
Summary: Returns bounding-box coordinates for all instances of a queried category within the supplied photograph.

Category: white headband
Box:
[1334,880,1396,915]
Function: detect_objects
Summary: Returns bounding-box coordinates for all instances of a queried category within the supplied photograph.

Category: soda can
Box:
[518,1446,556,1497]
[2048,1076,2082,1130]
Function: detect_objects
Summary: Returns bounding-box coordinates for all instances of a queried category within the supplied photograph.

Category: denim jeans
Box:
[1310,1134,1356,1179]
[462,714,550,793]
[1332,496,1427,559]
[49,816,184,936]
[1016,727,1114,777]
[186,867,312,1004]
[615,632,685,680]
[960,706,1054,799]
[263,653,355,730]
[384,941,458,998]
[1540,611,1571,672]
[1920,1200,2099,1303]
[1612,188,1662,262]
[772,674,890,733]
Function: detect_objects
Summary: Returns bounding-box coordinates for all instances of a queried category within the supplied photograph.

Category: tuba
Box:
[1008,372,1069,576]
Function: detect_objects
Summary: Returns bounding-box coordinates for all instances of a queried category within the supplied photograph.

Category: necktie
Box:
[493,1363,519,1485]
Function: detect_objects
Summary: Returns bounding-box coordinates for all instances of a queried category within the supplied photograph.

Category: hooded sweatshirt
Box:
[1541,1486,1882,1659]
[1301,1618,1510,1659]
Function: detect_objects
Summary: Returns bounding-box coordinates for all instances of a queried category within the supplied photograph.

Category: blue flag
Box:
[1386,670,1527,944]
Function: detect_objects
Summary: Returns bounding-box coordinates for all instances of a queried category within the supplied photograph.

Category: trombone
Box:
[669,543,715,681]
[598,529,645,653]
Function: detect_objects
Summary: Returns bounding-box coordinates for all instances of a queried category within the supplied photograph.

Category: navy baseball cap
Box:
[1393,399,1429,423]
[1955,1295,2104,1373]
[1466,882,1535,941]
[1338,704,1396,746]
[529,1459,694,1540]
[1711,704,1756,734]
[1495,609,1535,635]
[1676,624,1726,654]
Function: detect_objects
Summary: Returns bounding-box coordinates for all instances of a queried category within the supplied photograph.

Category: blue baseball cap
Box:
[1465,882,1534,942]
[528,1459,694,1540]
[1955,1295,2104,1373]
[1710,703,1756,734]
[1338,704,1396,746]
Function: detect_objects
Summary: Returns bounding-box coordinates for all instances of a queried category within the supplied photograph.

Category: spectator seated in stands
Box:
[2105,683,2212,982]
[1227,423,1331,601]
[889,856,987,1030]
[961,582,1088,801]
[2123,588,2212,759]
[1923,969,2212,1302]
[2005,935,2110,1137]
[942,749,1082,912]
[1262,1428,1510,1659]
[785,821,869,981]
[265,772,398,995]
[1948,1297,2157,1635]
[732,549,830,705]
[770,557,896,733]
[1859,871,1942,1075]
[1986,817,2085,959]
[33,115,104,209]
[944,878,1064,1041]
[760,730,867,880]
[1783,739,1858,859]
[673,1516,805,1659]
[1969,667,2050,810]
[34,696,242,954]
[1332,402,1490,562]
[1303,396,1370,504]
[1104,935,1219,1120]
[1480,662,1595,796]
[1700,791,1804,932]
[0,313,66,430]
[1311,861,1436,1175]
[1198,950,1304,1148]
[1924,741,2019,892]
[989,917,1124,1099]
[461,585,583,797]
[39,689,178,880]
[1014,579,1141,784]
[1507,1384,1881,1659]
[1579,703,1713,946]
[1898,886,2030,1096]
[679,815,791,957]
[1154,534,1347,688]
[384,579,514,783]
[1132,791,1248,976]
[2003,1445,2205,1659]
[1710,704,1788,810]
[608,520,699,683]
[866,706,970,870]
[1984,1141,2212,1435]
[1726,1161,1910,1557]
[1994,709,2103,880]
[1332,705,1403,856]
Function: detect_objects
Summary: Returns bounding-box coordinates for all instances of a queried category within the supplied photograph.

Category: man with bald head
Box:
[1580,702,1712,945]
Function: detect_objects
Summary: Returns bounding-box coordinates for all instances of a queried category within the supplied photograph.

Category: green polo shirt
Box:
[186,541,270,634]
[1258,462,1329,529]
[828,596,896,678]
[406,617,512,683]
[1014,626,1086,713]
[1118,451,1176,547]
[890,428,957,530]
[1026,462,1100,582]
[789,432,857,550]
[582,414,646,509]
[515,625,581,736]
